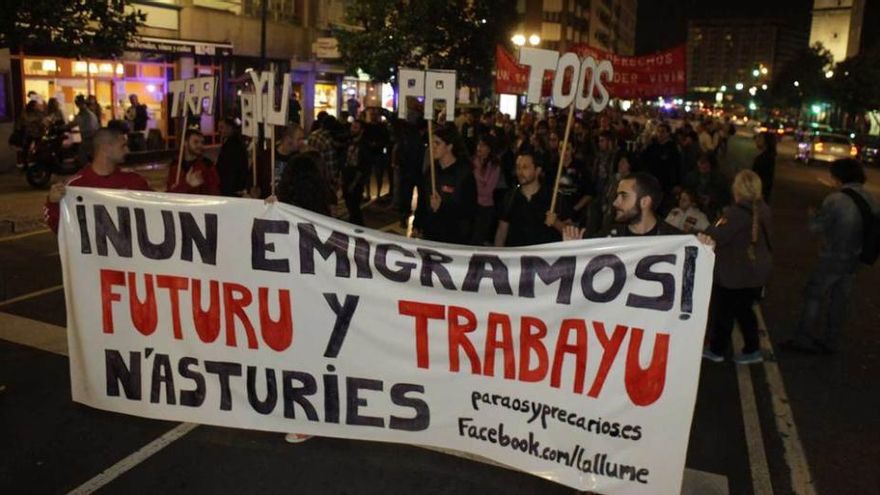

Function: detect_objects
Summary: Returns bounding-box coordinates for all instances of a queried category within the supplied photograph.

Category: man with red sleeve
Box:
[166,129,220,195]
[44,127,150,233]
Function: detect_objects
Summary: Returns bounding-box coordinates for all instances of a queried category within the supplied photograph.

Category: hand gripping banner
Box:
[58,188,714,494]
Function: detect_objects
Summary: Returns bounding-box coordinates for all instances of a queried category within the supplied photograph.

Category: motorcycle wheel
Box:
[26,163,52,188]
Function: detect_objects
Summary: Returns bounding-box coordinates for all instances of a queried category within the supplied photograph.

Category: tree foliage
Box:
[767,43,833,109]
[0,0,144,58]
[830,44,880,113]
[335,0,517,89]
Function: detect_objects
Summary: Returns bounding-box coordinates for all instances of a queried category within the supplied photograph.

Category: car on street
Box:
[754,120,786,136]
[796,132,858,164]
[854,134,879,165]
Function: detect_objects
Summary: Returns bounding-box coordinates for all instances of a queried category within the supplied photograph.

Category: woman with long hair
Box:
[412,124,476,244]
[752,131,777,201]
[471,134,502,245]
[703,170,773,364]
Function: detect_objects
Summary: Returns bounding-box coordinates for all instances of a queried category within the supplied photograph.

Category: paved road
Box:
[1,135,878,494]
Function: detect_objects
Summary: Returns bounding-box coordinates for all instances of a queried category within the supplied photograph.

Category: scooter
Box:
[24,124,83,188]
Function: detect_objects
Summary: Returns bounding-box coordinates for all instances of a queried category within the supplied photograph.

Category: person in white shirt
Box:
[665,188,710,233]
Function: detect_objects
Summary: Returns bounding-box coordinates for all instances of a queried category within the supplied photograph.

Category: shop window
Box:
[143,64,165,79]
[24,58,60,76]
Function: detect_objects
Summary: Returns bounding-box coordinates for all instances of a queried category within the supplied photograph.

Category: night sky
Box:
[635,0,878,55]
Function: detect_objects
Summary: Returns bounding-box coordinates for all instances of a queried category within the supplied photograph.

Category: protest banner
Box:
[167,77,216,184]
[58,187,714,494]
[495,44,687,100]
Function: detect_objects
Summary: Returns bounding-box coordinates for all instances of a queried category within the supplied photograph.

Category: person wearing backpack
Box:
[780,159,880,354]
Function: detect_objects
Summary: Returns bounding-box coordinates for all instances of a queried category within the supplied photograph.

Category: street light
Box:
[761,84,768,90]
[752,69,760,77]
[528,34,541,46]
[735,82,744,90]
[511,34,526,46]
[825,70,834,79]
[760,67,768,75]
[793,80,800,87]
[720,85,727,92]
[748,86,757,96]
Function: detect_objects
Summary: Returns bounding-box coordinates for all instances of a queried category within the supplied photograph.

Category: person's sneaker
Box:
[284,433,313,444]
[733,351,764,365]
[702,348,724,363]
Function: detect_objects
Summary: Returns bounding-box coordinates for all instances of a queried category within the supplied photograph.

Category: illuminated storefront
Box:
[342,72,395,118]
[314,82,338,119]
[11,37,231,143]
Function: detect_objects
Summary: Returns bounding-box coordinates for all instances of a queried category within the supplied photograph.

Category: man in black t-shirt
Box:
[494,151,562,247]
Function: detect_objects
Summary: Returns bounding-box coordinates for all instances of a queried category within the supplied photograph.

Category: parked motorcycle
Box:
[24,124,83,188]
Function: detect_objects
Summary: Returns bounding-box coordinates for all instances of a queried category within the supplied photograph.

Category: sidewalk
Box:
[0,163,171,237]
[0,147,222,238]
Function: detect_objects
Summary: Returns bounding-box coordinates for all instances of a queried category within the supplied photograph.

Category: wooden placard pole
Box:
[550,107,576,215]
[174,117,186,185]
[427,118,437,196]
[251,136,258,193]
[269,126,276,197]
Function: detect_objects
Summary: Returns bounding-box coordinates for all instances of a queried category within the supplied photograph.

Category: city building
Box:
[686,18,809,93]
[809,0,865,63]
[516,0,637,54]
[0,0,362,164]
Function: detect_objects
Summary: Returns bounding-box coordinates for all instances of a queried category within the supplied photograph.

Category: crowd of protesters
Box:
[41,100,878,381]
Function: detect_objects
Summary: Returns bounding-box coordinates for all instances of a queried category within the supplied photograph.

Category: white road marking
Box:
[754,305,817,495]
[66,423,200,495]
[0,312,68,355]
[0,313,197,495]
[0,284,64,309]
[732,329,773,494]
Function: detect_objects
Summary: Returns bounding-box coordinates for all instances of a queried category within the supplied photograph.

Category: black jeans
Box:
[343,168,366,226]
[709,285,763,355]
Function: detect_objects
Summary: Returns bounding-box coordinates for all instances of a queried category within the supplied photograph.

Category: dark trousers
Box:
[343,169,366,226]
[371,156,391,198]
[709,285,762,355]
[794,263,854,350]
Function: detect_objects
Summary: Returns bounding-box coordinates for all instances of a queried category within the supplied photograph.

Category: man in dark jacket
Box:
[642,123,681,205]
[342,120,371,225]
[216,117,249,197]
[782,159,880,354]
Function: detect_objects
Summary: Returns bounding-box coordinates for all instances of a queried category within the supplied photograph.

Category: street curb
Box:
[0,218,46,239]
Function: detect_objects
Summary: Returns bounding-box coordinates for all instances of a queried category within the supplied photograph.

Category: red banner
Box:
[495,45,530,95]
[495,44,687,99]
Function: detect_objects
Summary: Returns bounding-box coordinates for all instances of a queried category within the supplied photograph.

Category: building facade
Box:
[517,0,637,55]
[1,0,354,164]
[809,0,865,63]
[686,18,808,92]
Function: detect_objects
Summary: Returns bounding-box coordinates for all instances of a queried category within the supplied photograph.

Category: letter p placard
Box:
[397,68,455,122]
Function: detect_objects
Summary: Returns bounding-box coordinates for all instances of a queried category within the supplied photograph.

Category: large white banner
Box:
[59,187,714,494]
